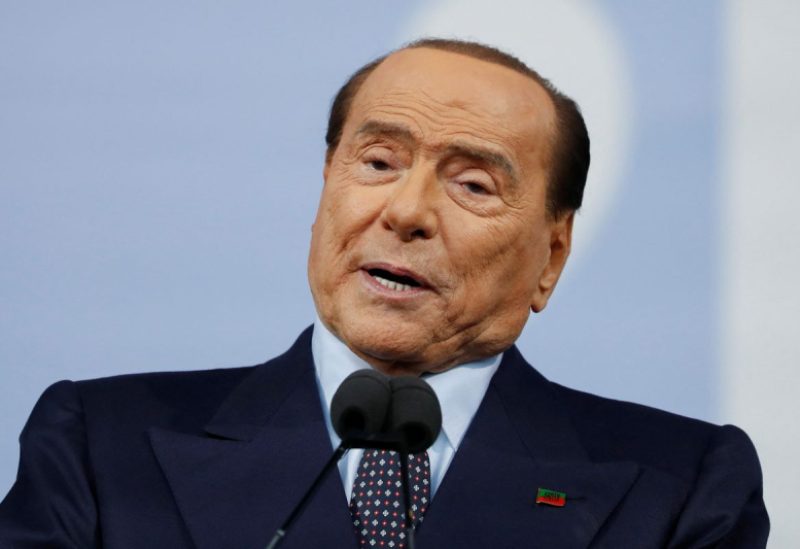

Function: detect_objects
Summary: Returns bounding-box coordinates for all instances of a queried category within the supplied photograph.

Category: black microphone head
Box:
[330,370,392,440]
[387,376,442,454]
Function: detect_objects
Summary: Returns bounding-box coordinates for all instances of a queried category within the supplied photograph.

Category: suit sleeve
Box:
[0,380,100,548]
[667,424,769,548]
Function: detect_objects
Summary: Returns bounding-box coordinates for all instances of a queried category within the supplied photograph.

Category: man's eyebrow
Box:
[354,121,519,186]
[355,121,416,143]
[445,142,519,187]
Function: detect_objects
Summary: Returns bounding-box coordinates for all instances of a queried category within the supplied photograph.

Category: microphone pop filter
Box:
[387,376,442,453]
[330,370,392,440]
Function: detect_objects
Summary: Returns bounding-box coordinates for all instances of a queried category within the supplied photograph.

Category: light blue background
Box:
[1,1,721,495]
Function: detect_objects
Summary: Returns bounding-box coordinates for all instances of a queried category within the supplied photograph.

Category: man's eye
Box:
[368,160,391,171]
[464,182,489,195]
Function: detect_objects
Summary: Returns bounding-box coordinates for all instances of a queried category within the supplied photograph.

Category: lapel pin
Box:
[536,487,567,507]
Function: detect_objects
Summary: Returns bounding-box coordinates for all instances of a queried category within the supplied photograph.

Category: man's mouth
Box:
[364,265,427,293]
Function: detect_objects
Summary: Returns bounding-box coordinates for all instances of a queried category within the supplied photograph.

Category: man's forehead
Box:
[363,48,551,110]
[344,47,556,170]
[347,48,555,143]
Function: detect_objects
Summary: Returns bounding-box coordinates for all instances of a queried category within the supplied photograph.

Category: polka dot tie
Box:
[349,449,431,548]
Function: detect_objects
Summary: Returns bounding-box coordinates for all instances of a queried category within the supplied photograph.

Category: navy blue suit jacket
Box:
[0,328,768,548]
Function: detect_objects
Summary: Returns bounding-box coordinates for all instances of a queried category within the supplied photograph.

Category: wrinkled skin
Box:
[308,48,574,375]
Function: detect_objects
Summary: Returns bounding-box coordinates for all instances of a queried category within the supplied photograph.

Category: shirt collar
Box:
[312,316,502,451]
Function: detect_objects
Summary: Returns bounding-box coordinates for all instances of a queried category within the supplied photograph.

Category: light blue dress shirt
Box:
[311,317,502,502]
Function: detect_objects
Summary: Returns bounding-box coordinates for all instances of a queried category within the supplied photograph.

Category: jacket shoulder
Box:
[551,382,757,484]
[554,381,769,544]
[72,365,257,435]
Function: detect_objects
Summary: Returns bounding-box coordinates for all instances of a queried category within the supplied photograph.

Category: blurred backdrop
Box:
[1,1,798,545]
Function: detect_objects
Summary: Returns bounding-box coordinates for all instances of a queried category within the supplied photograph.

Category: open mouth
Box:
[366,268,423,292]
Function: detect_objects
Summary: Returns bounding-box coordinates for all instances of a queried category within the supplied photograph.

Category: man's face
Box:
[308,48,573,374]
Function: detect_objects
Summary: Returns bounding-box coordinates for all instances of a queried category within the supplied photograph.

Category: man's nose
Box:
[380,165,439,242]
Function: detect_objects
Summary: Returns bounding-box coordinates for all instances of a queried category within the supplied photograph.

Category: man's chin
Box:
[335,319,445,373]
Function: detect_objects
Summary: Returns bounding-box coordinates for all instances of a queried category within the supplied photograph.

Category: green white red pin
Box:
[536,487,567,507]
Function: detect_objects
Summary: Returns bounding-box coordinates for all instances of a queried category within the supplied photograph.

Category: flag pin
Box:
[536,487,567,507]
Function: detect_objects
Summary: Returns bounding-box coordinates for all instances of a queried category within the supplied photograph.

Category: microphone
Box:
[265,371,442,549]
[265,370,391,549]
[387,376,442,453]
[331,369,393,440]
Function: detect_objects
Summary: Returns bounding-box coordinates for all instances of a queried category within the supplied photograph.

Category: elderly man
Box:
[0,39,768,548]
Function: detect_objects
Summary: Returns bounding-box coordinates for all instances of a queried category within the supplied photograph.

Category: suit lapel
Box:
[417,347,641,548]
[149,332,641,548]
[148,328,358,549]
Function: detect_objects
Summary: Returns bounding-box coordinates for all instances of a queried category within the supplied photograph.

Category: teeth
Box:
[372,274,415,292]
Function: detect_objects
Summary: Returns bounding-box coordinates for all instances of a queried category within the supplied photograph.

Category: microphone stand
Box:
[265,444,349,549]
[265,435,416,549]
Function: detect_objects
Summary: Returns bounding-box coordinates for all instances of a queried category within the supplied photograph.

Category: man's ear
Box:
[530,211,574,313]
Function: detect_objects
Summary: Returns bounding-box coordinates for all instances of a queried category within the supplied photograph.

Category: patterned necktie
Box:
[349,449,431,548]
